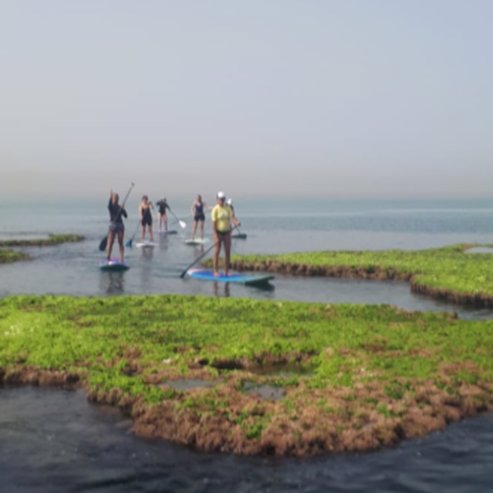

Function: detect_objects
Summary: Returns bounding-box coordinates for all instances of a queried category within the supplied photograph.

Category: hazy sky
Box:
[1,0,492,201]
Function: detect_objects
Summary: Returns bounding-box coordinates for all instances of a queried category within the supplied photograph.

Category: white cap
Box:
[217,191,225,199]
[226,198,233,205]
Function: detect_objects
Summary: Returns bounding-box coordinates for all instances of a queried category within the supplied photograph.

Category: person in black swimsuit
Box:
[139,195,154,242]
[156,197,169,232]
[191,194,207,240]
[107,191,127,262]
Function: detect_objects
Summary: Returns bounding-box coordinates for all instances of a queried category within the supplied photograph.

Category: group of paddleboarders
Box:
[105,190,240,276]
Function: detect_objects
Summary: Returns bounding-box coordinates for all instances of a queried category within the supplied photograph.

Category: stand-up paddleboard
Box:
[159,230,178,235]
[100,259,129,272]
[185,238,210,245]
[187,269,274,287]
[136,240,158,248]
[232,233,247,239]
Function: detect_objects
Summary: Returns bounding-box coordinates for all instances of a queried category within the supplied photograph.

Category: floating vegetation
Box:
[1,294,493,456]
[0,233,85,248]
[162,378,220,391]
[230,244,493,307]
[0,249,29,264]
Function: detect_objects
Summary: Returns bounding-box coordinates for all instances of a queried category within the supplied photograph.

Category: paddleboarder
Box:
[226,198,236,219]
[211,191,240,277]
[191,194,207,240]
[107,191,128,263]
[156,196,169,232]
[139,195,154,242]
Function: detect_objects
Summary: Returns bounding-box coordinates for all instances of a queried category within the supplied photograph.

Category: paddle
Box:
[125,221,141,248]
[179,225,238,278]
[232,227,247,239]
[99,182,135,252]
[167,205,187,229]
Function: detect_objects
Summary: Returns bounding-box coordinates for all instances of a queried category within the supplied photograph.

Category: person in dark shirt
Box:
[107,191,127,262]
[191,194,207,240]
[156,197,169,232]
[139,195,154,241]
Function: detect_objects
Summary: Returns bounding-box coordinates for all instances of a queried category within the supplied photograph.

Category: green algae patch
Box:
[0,249,29,264]
[0,233,85,248]
[230,244,493,307]
[1,294,493,456]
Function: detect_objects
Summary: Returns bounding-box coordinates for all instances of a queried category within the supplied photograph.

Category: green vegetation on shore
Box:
[0,234,84,264]
[0,249,29,264]
[230,244,493,306]
[0,233,85,248]
[1,294,492,456]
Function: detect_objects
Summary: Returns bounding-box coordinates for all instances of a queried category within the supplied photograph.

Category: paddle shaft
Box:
[179,225,238,278]
[167,206,186,228]
[125,220,141,247]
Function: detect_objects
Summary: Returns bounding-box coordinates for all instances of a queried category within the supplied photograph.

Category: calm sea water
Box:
[1,197,493,492]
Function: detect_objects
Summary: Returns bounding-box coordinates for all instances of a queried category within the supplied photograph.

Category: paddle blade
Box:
[179,220,187,229]
[99,236,108,252]
[125,238,133,248]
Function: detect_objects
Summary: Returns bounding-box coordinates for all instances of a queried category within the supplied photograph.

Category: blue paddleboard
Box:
[187,269,274,286]
[100,259,129,272]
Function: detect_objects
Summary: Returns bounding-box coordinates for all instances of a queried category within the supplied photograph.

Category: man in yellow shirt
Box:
[211,191,240,276]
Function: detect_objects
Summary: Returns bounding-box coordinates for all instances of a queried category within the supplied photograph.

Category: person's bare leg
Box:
[107,232,115,260]
[117,231,125,262]
[224,234,231,276]
[213,238,222,276]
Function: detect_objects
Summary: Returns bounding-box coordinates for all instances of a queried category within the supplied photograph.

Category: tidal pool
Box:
[1,387,492,493]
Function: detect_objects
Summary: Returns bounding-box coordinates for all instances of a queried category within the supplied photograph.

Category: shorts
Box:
[109,222,124,234]
[142,217,152,227]
[194,214,205,222]
[216,230,230,238]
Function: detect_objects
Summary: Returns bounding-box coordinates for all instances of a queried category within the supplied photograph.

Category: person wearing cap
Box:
[211,191,240,276]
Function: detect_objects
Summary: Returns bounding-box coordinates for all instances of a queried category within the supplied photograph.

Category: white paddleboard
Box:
[136,240,157,248]
[185,238,210,245]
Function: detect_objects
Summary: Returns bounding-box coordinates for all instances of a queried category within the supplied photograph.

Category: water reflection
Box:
[100,272,125,294]
[139,247,154,290]
[158,234,170,252]
[213,281,230,297]
[140,246,154,260]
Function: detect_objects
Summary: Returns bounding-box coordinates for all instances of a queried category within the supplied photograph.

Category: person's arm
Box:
[121,207,128,219]
[211,207,219,236]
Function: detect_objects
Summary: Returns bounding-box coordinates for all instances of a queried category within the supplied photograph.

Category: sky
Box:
[1,0,492,201]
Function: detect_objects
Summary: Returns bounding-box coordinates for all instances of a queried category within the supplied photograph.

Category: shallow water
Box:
[1,387,492,493]
[2,198,493,491]
[0,232,491,320]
